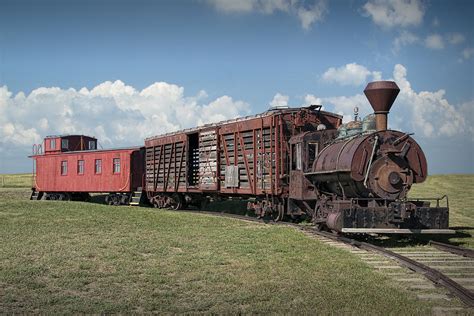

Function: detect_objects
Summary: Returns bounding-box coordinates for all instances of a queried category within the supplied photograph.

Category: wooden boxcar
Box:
[31,135,145,204]
[144,106,342,213]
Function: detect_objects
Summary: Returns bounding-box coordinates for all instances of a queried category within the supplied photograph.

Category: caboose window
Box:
[113,158,120,173]
[95,159,102,174]
[61,139,68,149]
[88,141,96,150]
[77,160,84,174]
[61,161,68,175]
[50,139,56,150]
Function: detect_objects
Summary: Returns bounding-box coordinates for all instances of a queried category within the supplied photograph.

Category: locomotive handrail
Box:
[409,195,449,208]
[347,195,449,209]
[363,135,378,187]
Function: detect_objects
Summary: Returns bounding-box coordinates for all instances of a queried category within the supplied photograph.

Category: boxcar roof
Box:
[145,106,342,142]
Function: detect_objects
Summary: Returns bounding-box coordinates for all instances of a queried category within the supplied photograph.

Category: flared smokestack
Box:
[364,81,400,131]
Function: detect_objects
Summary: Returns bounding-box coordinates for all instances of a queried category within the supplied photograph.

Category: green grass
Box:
[0,173,32,188]
[0,188,433,314]
[409,174,474,248]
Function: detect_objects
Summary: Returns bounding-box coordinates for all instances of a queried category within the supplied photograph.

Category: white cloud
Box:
[207,0,327,30]
[296,1,327,30]
[322,63,381,86]
[315,64,472,139]
[392,30,419,53]
[432,17,439,27]
[447,33,465,45]
[302,94,322,107]
[460,47,474,61]
[391,64,470,138]
[424,34,444,50]
[322,94,369,123]
[269,93,289,108]
[362,0,425,28]
[0,81,250,163]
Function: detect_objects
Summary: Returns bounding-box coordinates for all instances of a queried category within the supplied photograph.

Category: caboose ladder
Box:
[30,189,43,200]
[129,187,143,206]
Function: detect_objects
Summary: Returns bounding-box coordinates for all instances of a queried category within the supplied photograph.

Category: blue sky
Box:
[0,0,473,173]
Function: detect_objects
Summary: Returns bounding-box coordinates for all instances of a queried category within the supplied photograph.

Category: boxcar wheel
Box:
[168,194,183,210]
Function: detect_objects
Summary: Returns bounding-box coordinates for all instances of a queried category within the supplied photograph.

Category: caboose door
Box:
[199,129,219,191]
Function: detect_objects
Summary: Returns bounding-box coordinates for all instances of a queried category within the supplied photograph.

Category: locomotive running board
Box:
[341,228,455,234]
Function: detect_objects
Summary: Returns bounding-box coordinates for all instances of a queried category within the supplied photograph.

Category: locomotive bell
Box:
[364,81,400,131]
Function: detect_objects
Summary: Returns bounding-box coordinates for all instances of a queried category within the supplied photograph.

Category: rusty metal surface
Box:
[363,81,400,114]
[311,130,427,199]
[145,107,342,198]
[429,241,474,258]
[364,81,400,131]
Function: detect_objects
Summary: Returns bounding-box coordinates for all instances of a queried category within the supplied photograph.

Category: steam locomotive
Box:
[30,81,452,234]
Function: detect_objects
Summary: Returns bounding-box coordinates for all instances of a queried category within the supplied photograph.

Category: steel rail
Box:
[429,240,474,258]
[306,229,474,307]
[173,210,474,307]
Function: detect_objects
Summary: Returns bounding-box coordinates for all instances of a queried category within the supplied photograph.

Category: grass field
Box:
[0,173,32,188]
[0,174,472,313]
[0,188,434,314]
[409,174,474,248]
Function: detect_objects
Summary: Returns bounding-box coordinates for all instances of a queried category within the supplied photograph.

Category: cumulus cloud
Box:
[392,64,470,137]
[302,94,323,107]
[0,81,250,163]
[447,33,465,45]
[317,63,473,139]
[460,47,474,61]
[362,0,425,28]
[424,34,444,50]
[207,0,327,30]
[392,30,419,53]
[269,93,289,108]
[322,63,381,86]
[321,94,369,123]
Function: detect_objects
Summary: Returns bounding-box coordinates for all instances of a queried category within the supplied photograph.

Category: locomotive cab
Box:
[288,129,337,202]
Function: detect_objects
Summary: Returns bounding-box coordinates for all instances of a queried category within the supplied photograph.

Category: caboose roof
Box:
[44,134,97,139]
[29,146,142,158]
[145,106,342,142]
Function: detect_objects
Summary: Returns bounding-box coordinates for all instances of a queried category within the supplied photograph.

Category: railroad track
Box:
[178,210,474,311]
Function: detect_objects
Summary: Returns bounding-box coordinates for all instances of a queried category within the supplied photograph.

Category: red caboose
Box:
[30,135,145,205]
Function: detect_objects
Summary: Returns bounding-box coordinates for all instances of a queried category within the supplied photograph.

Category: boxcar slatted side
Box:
[145,141,188,192]
[199,130,218,190]
[219,121,279,196]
